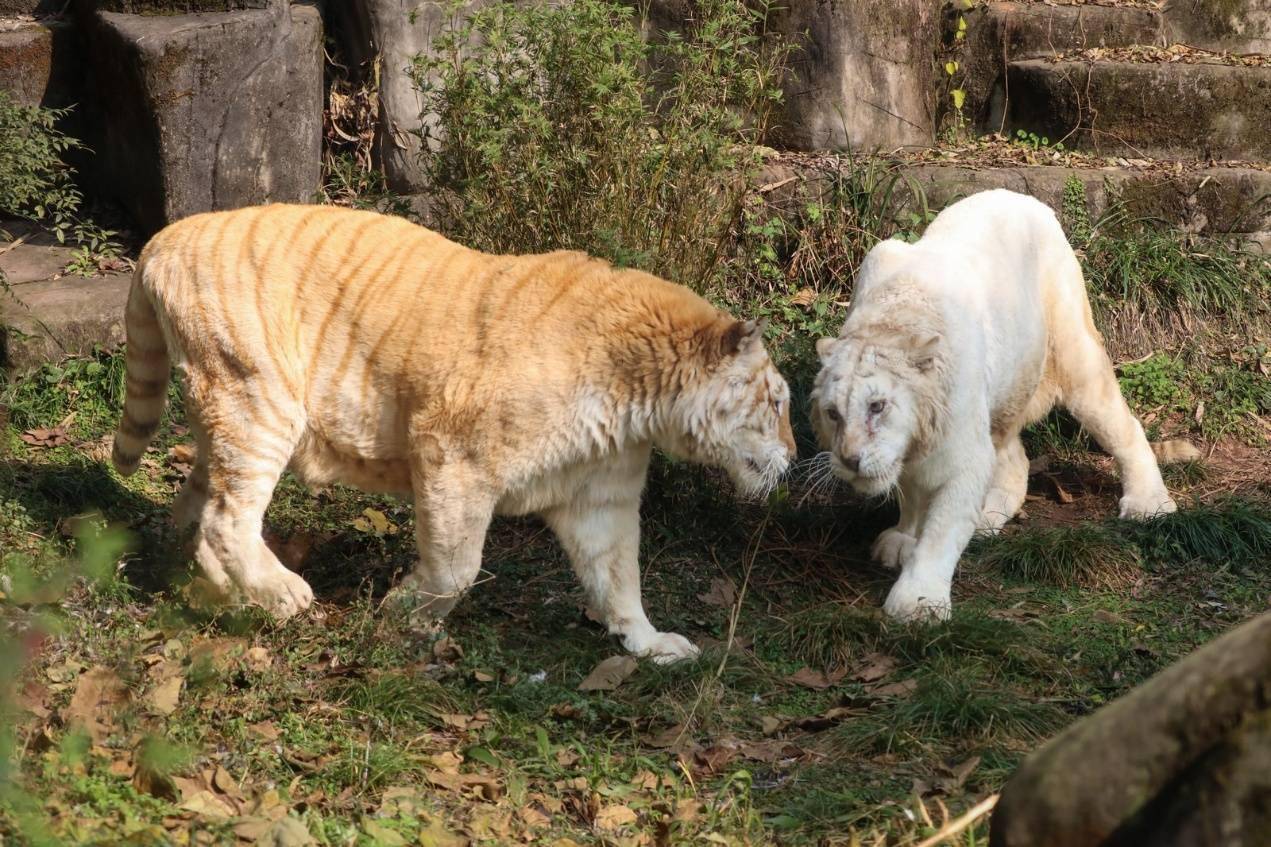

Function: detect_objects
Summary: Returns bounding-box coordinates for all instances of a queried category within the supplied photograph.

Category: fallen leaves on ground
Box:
[785,666,847,690]
[697,576,738,607]
[20,426,70,448]
[578,655,638,691]
[62,666,128,744]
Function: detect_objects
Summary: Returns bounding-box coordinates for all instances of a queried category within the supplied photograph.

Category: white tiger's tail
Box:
[112,263,171,476]
[1151,439,1201,464]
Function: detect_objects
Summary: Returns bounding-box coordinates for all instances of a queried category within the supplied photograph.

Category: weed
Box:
[319,151,415,220]
[1013,129,1064,152]
[1118,353,1188,412]
[1082,225,1268,320]
[971,524,1141,589]
[0,91,122,268]
[1124,497,1271,570]
[1198,364,1271,441]
[413,0,788,291]
[1061,175,1091,245]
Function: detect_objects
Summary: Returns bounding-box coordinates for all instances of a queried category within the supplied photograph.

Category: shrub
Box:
[0,90,84,243]
[412,0,788,290]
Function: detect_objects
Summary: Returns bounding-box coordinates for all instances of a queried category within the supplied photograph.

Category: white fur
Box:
[813,189,1184,622]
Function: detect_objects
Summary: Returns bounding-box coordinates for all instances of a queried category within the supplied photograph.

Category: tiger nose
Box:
[839,454,861,473]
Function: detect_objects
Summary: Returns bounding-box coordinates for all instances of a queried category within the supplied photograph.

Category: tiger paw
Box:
[241,568,314,620]
[870,528,916,570]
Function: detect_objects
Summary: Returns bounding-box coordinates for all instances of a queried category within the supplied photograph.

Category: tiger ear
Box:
[816,337,839,362]
[910,331,942,372]
[720,318,767,357]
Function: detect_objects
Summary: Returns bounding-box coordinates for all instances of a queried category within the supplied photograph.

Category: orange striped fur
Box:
[113,204,794,661]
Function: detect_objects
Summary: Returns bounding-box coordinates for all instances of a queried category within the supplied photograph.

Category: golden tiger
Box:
[112,204,794,662]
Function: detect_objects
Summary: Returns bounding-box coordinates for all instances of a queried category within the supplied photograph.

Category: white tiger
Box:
[811,189,1197,621]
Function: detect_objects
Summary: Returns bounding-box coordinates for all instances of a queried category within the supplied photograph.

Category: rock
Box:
[1161,0,1271,54]
[0,17,78,110]
[762,158,1271,239]
[901,164,1271,237]
[78,1,322,234]
[1106,710,1271,847]
[326,0,500,193]
[0,1,61,14]
[950,2,1162,135]
[1,272,132,370]
[991,610,1271,847]
[764,0,939,151]
[94,1,272,11]
[1006,59,1271,160]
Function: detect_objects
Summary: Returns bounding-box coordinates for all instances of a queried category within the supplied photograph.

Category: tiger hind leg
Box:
[186,385,314,619]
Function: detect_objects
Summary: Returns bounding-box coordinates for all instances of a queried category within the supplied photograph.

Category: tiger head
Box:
[810,320,947,497]
[664,318,796,499]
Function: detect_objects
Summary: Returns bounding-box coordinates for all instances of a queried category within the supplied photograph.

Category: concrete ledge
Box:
[2,273,131,370]
[1006,59,1271,160]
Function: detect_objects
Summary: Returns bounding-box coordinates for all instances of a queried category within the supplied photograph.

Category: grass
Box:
[1,337,1269,845]
[970,524,1142,589]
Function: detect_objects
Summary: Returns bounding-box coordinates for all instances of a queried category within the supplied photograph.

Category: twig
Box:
[914,794,999,847]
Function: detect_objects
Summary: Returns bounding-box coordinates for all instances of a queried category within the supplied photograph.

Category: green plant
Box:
[413,0,788,290]
[0,91,122,274]
[319,153,415,220]
[1198,364,1271,441]
[1118,354,1188,412]
[1062,175,1091,246]
[1012,129,1064,152]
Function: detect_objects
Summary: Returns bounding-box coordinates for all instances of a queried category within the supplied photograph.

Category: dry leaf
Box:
[760,715,785,736]
[578,655,638,692]
[594,804,638,830]
[696,577,738,608]
[247,721,281,741]
[62,666,128,744]
[789,287,817,307]
[1047,474,1075,504]
[433,636,464,663]
[555,748,581,767]
[852,652,897,683]
[146,674,183,716]
[785,666,847,690]
[20,426,70,448]
[869,678,918,699]
[179,789,236,819]
[245,646,272,672]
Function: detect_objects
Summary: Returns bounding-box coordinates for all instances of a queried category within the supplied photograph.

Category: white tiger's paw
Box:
[628,631,700,665]
[871,528,916,570]
[1118,490,1177,521]
[883,575,951,623]
[242,567,314,620]
[976,491,1016,535]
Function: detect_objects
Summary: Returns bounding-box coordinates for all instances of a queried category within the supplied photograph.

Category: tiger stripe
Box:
[109,203,794,634]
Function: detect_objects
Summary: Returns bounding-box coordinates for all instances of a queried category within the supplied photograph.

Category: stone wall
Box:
[77,0,322,233]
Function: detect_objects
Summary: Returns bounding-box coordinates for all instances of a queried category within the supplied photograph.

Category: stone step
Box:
[758,154,1271,241]
[0,16,77,110]
[952,1,1163,133]
[1,220,131,370]
[1004,58,1271,160]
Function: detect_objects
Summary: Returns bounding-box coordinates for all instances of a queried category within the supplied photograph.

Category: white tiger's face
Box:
[811,339,924,497]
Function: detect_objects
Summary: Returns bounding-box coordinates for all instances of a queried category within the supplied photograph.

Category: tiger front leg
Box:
[544,491,698,664]
[391,459,495,622]
[883,444,993,622]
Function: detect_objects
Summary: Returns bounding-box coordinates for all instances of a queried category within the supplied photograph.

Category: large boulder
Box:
[764,0,939,151]
[991,610,1271,847]
[78,0,322,234]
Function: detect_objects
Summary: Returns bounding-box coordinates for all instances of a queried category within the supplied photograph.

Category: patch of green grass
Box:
[971,524,1141,588]
[1083,225,1268,320]
[1118,353,1189,412]
[1125,497,1271,570]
